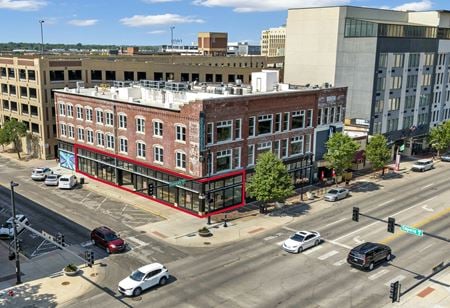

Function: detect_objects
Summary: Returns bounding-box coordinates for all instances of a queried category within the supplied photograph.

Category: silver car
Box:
[441,152,450,162]
[411,159,433,172]
[44,174,61,186]
[324,188,350,202]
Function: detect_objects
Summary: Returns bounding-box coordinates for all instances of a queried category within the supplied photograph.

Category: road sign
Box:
[400,225,423,236]
[169,179,186,187]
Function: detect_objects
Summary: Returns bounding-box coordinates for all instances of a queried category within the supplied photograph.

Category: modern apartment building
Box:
[54,71,346,217]
[0,54,283,159]
[261,27,286,57]
[285,6,450,154]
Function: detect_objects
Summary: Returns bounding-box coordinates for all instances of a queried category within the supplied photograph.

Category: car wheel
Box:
[386,253,391,261]
[106,247,111,254]
[315,240,320,246]
[133,287,142,297]
[368,262,374,271]
[159,276,168,286]
[297,246,303,253]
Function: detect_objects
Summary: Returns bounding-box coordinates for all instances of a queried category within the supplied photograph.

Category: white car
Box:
[58,175,77,189]
[118,263,169,297]
[0,215,29,239]
[411,159,434,172]
[44,174,61,186]
[31,167,53,181]
[282,230,321,253]
[324,188,350,202]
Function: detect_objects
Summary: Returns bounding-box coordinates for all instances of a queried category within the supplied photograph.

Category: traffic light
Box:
[389,281,400,303]
[85,250,94,267]
[387,217,395,233]
[147,183,154,196]
[56,233,65,247]
[352,207,359,222]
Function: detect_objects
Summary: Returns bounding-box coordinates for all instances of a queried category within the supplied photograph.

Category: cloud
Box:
[392,0,432,11]
[143,0,181,3]
[148,30,166,34]
[192,0,350,12]
[68,19,99,26]
[0,0,47,11]
[120,14,204,27]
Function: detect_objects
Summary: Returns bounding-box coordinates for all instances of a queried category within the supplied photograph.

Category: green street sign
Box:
[400,225,423,236]
[169,179,186,187]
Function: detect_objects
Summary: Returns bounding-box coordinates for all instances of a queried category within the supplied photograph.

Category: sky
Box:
[0,0,448,46]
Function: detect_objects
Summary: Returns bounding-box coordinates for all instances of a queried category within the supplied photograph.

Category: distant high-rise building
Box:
[198,32,228,56]
[261,27,286,57]
[228,42,261,56]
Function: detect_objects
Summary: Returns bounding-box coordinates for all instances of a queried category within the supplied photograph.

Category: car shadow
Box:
[349,181,382,193]
[125,275,178,298]
[266,203,312,217]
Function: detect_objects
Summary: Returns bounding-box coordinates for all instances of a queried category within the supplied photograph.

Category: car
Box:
[282,230,321,253]
[44,174,61,186]
[441,152,450,162]
[31,167,53,181]
[90,226,125,254]
[58,175,77,189]
[0,215,29,239]
[347,242,392,271]
[324,188,350,202]
[411,159,433,172]
[118,263,169,297]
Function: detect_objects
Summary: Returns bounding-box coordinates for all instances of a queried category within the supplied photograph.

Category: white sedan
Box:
[0,215,29,239]
[282,230,321,253]
[324,188,350,202]
[118,263,169,297]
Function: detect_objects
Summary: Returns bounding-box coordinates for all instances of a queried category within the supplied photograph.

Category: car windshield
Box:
[59,178,68,182]
[416,161,429,165]
[290,234,305,242]
[33,170,43,174]
[328,189,338,194]
[104,233,118,241]
[129,270,145,281]
[1,222,12,229]
[47,175,57,180]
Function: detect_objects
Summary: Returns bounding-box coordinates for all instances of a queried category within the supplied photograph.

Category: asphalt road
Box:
[65,163,450,308]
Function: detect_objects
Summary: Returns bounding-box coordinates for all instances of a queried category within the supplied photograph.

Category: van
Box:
[58,175,78,189]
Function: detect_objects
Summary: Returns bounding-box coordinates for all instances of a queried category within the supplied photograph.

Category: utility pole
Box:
[10,181,21,284]
[39,20,45,55]
[170,26,175,50]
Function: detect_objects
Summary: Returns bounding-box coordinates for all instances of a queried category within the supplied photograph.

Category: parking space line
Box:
[95,197,108,210]
[80,192,92,204]
[318,250,339,260]
[368,269,389,280]
[333,258,347,266]
[384,275,406,286]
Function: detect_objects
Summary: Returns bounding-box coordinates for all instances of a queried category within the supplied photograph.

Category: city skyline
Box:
[0,0,448,46]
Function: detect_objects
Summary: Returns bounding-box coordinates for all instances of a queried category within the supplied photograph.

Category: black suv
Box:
[347,242,392,271]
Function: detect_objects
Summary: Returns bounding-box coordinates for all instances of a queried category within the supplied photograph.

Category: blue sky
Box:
[0,0,448,46]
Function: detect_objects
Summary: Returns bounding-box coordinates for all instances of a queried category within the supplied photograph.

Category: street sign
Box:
[168,179,186,187]
[400,225,423,236]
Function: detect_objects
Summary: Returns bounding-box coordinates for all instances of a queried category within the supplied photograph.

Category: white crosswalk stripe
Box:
[384,275,406,286]
[368,269,390,280]
[303,245,323,255]
[350,268,359,273]
[333,258,347,266]
[317,250,339,260]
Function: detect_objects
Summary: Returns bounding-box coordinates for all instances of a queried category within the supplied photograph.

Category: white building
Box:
[261,27,286,57]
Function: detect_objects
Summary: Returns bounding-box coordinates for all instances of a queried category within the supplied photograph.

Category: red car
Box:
[91,226,125,254]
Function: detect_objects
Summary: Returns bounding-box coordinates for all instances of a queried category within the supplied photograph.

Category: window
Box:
[281,139,288,158]
[234,119,241,139]
[154,146,163,163]
[216,149,231,172]
[67,105,73,117]
[421,73,432,86]
[87,130,94,143]
[91,70,102,80]
[373,122,382,134]
[60,124,67,136]
[176,151,186,169]
[118,114,127,129]
[153,121,163,136]
[306,110,313,127]
[29,88,36,98]
[175,125,186,142]
[393,53,404,68]
[68,125,74,138]
[405,96,415,109]
[291,111,305,129]
[76,106,83,120]
[290,136,304,156]
[28,70,35,80]
[50,70,64,82]
[248,116,255,136]
[59,103,65,116]
[68,70,81,81]
[374,100,384,113]
[105,112,114,126]
[105,70,116,81]
[275,113,282,132]
[216,120,232,142]
[403,115,414,129]
[418,113,428,125]
[408,53,420,67]
[77,128,84,141]
[376,77,385,91]
[257,142,272,156]
[406,75,418,88]
[283,112,289,131]
[96,109,103,124]
[207,123,213,144]
[106,134,115,149]
[97,132,104,146]
[423,53,434,66]
[390,76,402,89]
[119,138,128,153]
[136,118,145,133]
[247,144,255,166]
[257,115,272,134]
[85,108,93,121]
[388,98,400,111]
[304,134,311,153]
[378,53,388,67]
[137,142,146,158]
[387,118,399,132]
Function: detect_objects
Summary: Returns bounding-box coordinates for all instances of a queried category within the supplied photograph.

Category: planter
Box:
[63,264,80,276]
[198,228,212,237]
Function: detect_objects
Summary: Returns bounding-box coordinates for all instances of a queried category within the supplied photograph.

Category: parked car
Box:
[441,152,450,162]
[282,230,321,253]
[118,263,169,297]
[44,174,61,186]
[347,242,392,271]
[90,226,125,254]
[31,167,53,181]
[0,215,29,239]
[411,159,434,172]
[58,175,77,189]
[324,188,350,202]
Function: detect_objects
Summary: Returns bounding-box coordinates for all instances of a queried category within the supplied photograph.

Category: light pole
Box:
[10,181,21,284]
[39,20,45,55]
[170,26,175,50]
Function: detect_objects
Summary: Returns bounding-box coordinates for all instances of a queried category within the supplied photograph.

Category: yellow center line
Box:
[380,207,450,244]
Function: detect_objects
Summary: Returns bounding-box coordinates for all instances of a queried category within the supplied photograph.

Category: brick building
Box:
[55,71,346,217]
[198,32,228,56]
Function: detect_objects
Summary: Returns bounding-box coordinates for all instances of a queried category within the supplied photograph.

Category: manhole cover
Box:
[132,296,142,301]
[61,281,70,286]
[90,273,98,277]
[203,242,211,245]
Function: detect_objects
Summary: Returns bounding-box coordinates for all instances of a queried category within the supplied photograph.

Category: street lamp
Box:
[10,181,21,284]
[39,20,45,55]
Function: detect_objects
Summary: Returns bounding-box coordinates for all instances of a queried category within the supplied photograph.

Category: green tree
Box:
[3,119,27,159]
[366,134,391,175]
[428,121,450,157]
[0,127,9,151]
[324,132,359,177]
[246,151,294,212]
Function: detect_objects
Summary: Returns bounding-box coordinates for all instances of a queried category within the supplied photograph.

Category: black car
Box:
[347,242,392,271]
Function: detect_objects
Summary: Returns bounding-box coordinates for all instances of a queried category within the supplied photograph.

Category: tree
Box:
[246,151,294,213]
[366,134,391,175]
[323,132,359,177]
[429,121,450,157]
[0,127,9,151]
[3,119,27,159]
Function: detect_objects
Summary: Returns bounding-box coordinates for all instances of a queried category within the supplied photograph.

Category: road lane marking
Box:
[318,250,339,260]
[127,236,148,247]
[421,183,433,190]
[282,226,298,232]
[369,269,389,280]
[419,243,433,252]
[353,236,364,244]
[324,218,345,228]
[350,268,359,273]
[322,238,352,250]
[377,199,396,207]
[333,258,347,266]
[264,235,279,241]
[80,241,93,247]
[384,275,406,286]
[421,205,434,212]
[303,245,323,255]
